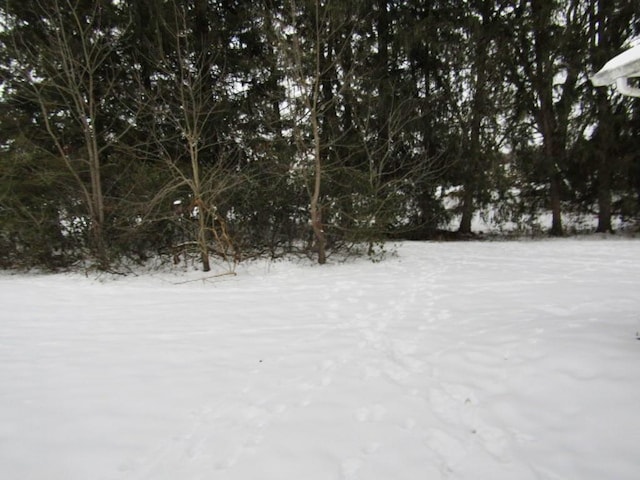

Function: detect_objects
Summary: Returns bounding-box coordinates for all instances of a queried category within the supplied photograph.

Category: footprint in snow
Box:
[320,375,332,387]
[354,404,386,423]
[401,417,417,431]
[341,457,363,480]
[319,359,336,371]
[423,428,467,468]
[242,433,264,448]
[362,441,381,455]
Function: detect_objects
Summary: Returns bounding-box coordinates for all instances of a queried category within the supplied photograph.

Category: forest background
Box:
[1,0,639,270]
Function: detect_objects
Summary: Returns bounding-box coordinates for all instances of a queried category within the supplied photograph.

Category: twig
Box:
[172,271,237,284]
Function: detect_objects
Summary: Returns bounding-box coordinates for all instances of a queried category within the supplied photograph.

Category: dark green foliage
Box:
[1,0,639,270]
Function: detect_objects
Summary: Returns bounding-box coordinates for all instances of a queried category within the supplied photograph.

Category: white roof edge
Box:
[591,44,640,86]
[615,78,640,98]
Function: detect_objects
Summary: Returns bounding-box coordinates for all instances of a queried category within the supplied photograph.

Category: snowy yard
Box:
[1,239,639,480]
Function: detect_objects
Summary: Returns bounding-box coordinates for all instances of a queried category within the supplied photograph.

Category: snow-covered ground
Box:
[1,239,639,480]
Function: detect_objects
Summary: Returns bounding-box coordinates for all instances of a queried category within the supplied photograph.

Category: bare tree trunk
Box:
[310,0,327,264]
[285,0,328,264]
[538,99,565,238]
[595,94,613,234]
[592,0,622,234]
[459,1,491,235]
[85,86,107,265]
[549,170,564,236]
[596,159,613,233]
[459,186,474,234]
[191,145,211,272]
[544,135,564,237]
[17,0,113,266]
[135,4,242,273]
[310,102,327,265]
[197,205,211,271]
[539,101,564,239]
[529,0,586,238]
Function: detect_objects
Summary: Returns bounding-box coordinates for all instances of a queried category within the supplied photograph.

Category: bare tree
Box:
[134,4,241,272]
[273,0,370,263]
[270,0,449,260]
[323,76,451,253]
[6,0,131,267]
[279,0,330,264]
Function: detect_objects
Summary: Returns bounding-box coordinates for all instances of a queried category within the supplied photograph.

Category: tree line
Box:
[1,0,639,270]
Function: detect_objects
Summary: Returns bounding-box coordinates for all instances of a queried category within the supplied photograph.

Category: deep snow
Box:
[1,239,639,480]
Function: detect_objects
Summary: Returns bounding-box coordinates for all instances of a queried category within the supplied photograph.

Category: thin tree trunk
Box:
[86,95,107,265]
[593,0,616,234]
[596,99,613,233]
[459,186,474,234]
[190,140,211,272]
[531,0,568,237]
[549,170,563,236]
[459,0,490,235]
[197,206,211,272]
[596,159,613,233]
[310,66,327,265]
[308,0,326,265]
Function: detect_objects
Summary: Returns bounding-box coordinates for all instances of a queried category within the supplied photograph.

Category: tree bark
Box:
[549,170,564,236]
[459,1,491,235]
[531,0,566,236]
[310,100,327,264]
[310,0,327,265]
[595,93,613,233]
[596,158,613,233]
[459,186,474,235]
